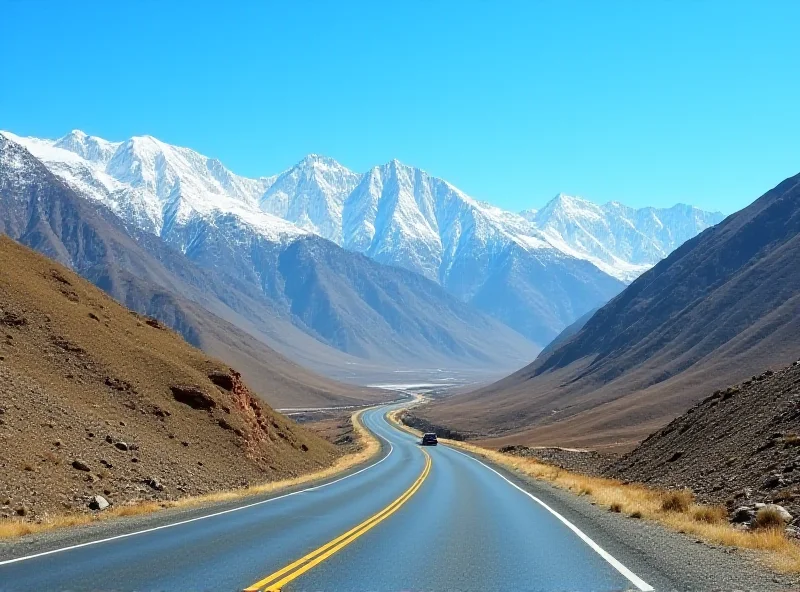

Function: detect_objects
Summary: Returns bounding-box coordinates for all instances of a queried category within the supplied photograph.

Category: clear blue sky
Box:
[2,0,799,214]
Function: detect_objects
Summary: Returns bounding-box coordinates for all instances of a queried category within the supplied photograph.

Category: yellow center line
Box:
[243,449,432,592]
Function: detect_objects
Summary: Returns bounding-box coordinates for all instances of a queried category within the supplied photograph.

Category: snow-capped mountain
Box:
[2,129,721,346]
[525,194,725,281]
[0,132,538,370]
[259,154,360,242]
[2,130,294,244]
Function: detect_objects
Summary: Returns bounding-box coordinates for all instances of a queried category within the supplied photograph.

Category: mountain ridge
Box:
[5,129,722,346]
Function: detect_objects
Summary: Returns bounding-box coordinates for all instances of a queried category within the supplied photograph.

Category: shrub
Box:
[754,507,788,530]
[692,505,728,524]
[609,502,622,513]
[783,434,800,448]
[661,489,694,513]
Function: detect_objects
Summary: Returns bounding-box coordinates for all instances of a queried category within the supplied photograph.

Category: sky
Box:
[2,0,799,215]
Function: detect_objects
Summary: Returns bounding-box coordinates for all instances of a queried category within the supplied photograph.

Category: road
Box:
[0,403,653,591]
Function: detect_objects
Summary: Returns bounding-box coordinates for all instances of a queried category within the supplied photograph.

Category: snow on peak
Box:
[5,129,723,285]
[5,130,302,243]
[531,194,724,280]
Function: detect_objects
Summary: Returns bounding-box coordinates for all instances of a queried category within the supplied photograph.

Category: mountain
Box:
[6,130,721,347]
[0,132,396,408]
[413,170,800,450]
[0,235,338,518]
[248,156,719,345]
[526,194,725,282]
[0,133,536,374]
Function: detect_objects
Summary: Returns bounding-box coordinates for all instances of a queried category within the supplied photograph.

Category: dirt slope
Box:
[607,361,800,518]
[415,171,800,449]
[0,237,338,519]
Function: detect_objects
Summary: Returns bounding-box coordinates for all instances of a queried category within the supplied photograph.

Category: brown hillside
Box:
[0,236,337,520]
[416,171,800,450]
[607,360,800,519]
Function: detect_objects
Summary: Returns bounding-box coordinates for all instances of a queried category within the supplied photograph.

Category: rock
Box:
[170,385,216,410]
[731,506,755,524]
[763,473,785,489]
[71,459,91,472]
[145,477,164,491]
[764,504,793,524]
[208,370,235,391]
[667,451,683,462]
[15,505,28,516]
[114,441,129,451]
[88,495,109,511]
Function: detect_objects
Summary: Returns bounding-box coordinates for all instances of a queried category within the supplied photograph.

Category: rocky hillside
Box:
[415,170,800,449]
[0,237,337,519]
[607,361,800,520]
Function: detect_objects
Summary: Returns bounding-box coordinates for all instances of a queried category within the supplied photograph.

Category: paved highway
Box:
[0,404,652,591]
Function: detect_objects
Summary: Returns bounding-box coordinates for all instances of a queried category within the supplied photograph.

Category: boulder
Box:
[763,474,785,489]
[88,495,109,511]
[71,459,91,472]
[763,504,793,524]
[145,477,164,491]
[170,385,216,410]
[731,506,756,524]
[208,370,235,391]
[114,441,129,451]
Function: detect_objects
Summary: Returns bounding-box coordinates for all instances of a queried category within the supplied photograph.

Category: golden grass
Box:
[754,507,790,531]
[386,408,800,573]
[661,489,694,513]
[0,408,382,540]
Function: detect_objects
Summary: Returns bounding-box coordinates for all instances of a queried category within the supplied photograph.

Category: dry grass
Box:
[661,489,694,513]
[691,505,728,524]
[754,507,789,531]
[386,408,800,573]
[0,408,381,540]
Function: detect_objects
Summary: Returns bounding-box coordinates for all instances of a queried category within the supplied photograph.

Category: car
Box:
[421,432,438,446]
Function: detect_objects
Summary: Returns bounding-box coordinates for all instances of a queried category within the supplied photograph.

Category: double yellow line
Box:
[244,449,432,592]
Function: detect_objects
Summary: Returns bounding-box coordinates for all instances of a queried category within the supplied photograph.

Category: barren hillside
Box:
[0,237,338,519]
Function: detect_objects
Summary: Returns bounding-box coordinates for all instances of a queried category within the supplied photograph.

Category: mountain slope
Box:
[415,171,800,449]
[0,235,337,518]
[1,133,536,373]
[0,133,394,406]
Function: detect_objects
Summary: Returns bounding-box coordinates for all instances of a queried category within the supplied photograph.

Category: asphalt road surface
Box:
[0,403,657,591]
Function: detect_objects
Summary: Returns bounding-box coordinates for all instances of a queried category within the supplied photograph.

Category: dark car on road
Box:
[421,432,438,446]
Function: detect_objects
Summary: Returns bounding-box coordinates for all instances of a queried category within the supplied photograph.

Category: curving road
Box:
[0,404,654,591]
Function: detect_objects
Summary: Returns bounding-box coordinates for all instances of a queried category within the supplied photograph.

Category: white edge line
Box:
[446,446,654,592]
[0,415,394,567]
